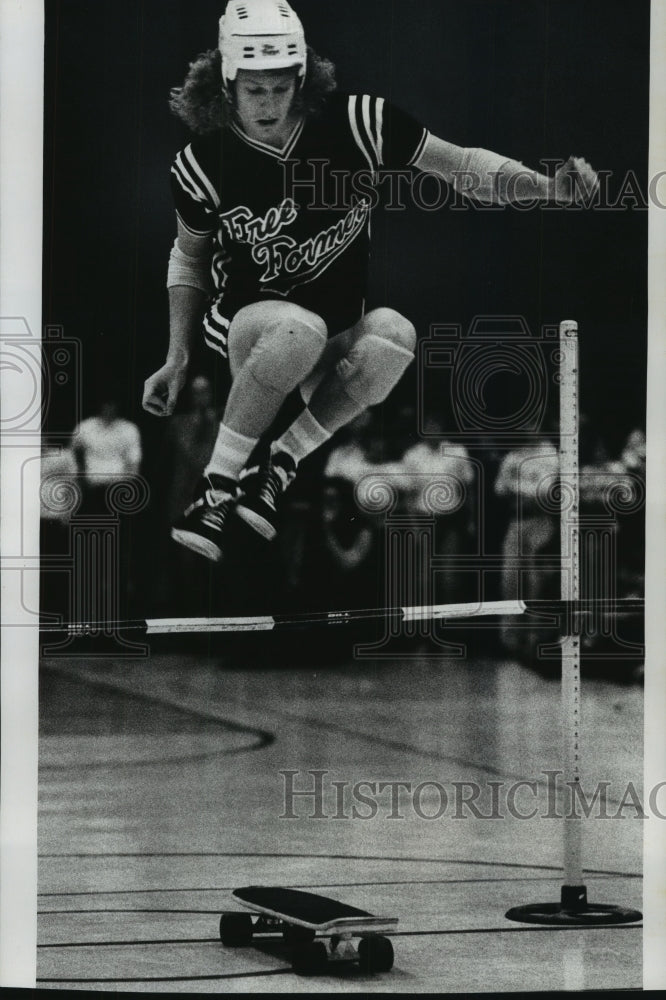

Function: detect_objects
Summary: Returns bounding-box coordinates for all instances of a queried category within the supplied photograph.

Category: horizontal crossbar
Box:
[35,597,644,636]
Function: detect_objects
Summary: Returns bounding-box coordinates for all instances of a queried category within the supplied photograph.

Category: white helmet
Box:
[218,0,307,89]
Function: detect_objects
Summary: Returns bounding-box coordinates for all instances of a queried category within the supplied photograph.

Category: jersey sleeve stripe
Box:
[203,318,228,341]
[172,146,219,211]
[347,96,376,173]
[182,145,221,209]
[360,96,380,171]
[203,332,228,357]
[210,302,230,330]
[407,128,431,168]
[212,243,232,292]
[171,156,203,203]
[204,307,229,356]
[361,95,382,168]
[376,97,385,166]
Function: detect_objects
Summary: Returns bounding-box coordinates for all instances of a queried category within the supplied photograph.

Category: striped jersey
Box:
[170,93,429,356]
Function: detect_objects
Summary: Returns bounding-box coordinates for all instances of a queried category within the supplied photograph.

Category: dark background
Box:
[42,0,649,453]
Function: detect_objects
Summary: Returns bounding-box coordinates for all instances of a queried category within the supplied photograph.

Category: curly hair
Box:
[169,47,337,135]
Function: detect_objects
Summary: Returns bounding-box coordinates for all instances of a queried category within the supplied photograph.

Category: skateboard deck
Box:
[220,886,398,974]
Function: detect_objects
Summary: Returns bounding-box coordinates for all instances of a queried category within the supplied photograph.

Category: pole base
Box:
[506,885,642,925]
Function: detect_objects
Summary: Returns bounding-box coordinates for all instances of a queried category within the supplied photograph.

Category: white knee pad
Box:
[242,308,328,396]
[336,333,415,406]
[362,308,417,353]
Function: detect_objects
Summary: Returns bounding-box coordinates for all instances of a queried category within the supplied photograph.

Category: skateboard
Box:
[219,886,398,974]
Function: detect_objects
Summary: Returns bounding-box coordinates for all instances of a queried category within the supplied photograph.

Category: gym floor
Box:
[37,628,643,992]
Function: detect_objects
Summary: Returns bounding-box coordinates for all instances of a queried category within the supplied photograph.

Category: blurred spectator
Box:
[578,425,645,599]
[402,416,476,603]
[72,397,142,513]
[494,436,559,654]
[575,424,645,671]
[71,397,142,615]
[620,428,646,475]
[579,415,619,510]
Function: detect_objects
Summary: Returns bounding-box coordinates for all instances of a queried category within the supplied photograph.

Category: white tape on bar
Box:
[402,599,526,622]
[146,616,275,634]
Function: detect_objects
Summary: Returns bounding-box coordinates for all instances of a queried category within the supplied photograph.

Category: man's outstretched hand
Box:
[552,155,599,205]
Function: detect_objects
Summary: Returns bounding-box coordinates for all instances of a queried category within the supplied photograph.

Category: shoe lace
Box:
[197,486,234,530]
[200,500,230,531]
[258,466,286,508]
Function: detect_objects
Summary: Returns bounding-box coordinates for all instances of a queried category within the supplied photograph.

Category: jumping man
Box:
[142,0,598,562]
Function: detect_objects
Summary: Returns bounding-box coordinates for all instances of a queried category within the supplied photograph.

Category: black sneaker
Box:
[171,474,238,562]
[235,452,296,541]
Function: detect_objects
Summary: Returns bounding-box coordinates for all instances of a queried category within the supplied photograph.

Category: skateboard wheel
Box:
[283,923,316,946]
[291,940,328,975]
[219,912,253,946]
[358,934,394,973]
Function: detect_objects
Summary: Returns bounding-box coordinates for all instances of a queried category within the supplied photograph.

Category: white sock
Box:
[205,423,259,483]
[272,408,331,466]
